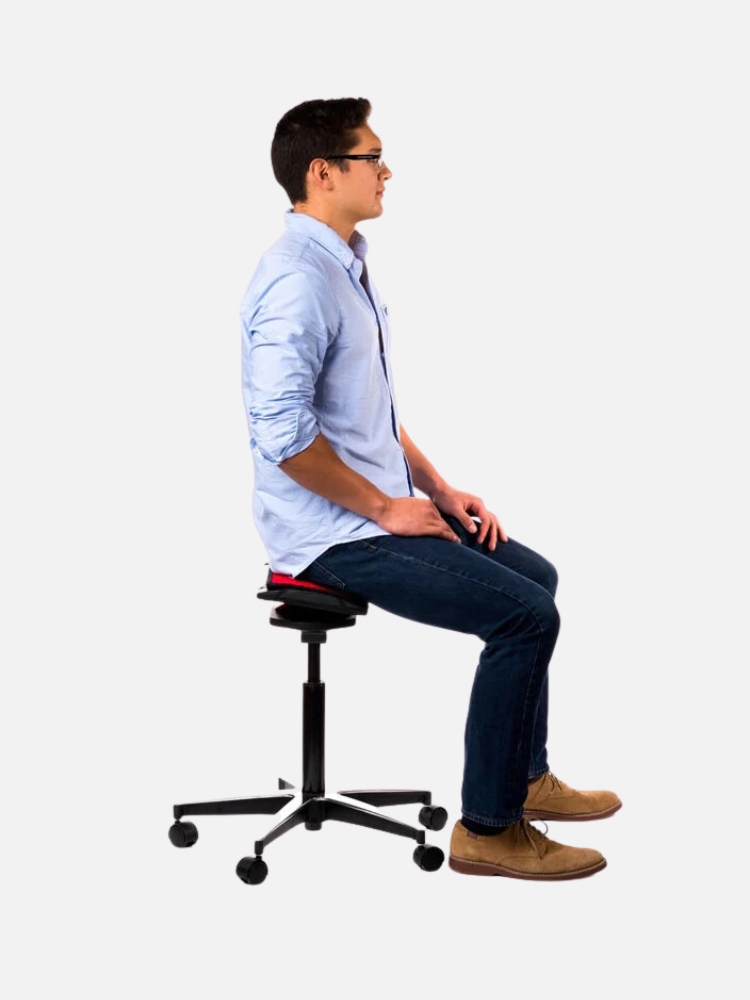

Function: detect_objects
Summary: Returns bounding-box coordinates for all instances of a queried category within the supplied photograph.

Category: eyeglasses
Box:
[325,154,387,170]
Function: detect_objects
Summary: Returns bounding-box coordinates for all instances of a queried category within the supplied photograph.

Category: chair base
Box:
[253,785,435,852]
[170,778,448,881]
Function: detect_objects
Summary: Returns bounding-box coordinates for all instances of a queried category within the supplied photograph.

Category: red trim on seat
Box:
[269,572,343,596]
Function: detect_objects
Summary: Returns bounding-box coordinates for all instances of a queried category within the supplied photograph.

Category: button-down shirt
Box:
[240,212,414,576]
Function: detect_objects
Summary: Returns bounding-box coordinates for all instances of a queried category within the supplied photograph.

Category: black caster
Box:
[413,844,444,872]
[169,821,198,848]
[419,805,448,831]
[237,856,268,885]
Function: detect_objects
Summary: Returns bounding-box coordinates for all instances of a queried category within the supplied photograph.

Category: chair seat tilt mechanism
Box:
[169,570,447,884]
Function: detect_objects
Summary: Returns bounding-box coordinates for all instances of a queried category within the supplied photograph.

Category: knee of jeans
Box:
[542,597,560,638]
[487,593,559,642]
[528,594,559,639]
[543,561,559,597]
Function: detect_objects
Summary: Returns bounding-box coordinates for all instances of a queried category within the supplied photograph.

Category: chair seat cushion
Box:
[257,570,368,616]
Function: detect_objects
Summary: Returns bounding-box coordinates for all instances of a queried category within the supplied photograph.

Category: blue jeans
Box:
[297,515,559,827]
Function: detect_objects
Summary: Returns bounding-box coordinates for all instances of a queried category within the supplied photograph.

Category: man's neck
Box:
[293,203,355,244]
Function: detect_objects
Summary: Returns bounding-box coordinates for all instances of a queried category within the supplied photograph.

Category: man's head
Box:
[271,98,391,234]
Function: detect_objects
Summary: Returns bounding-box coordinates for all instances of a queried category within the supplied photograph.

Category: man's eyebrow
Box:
[367,147,382,153]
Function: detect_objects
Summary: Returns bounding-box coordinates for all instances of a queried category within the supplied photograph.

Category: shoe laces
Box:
[521,819,549,858]
[546,772,564,793]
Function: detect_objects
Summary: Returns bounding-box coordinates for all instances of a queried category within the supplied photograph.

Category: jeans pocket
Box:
[306,560,347,591]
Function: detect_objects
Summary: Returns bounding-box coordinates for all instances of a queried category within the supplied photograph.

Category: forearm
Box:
[279,434,391,523]
[399,425,449,500]
[279,430,462,545]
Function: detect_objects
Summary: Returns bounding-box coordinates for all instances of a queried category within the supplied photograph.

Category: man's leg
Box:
[438,516,621,822]
[297,531,558,826]
[438,516,557,780]
[298,530,611,878]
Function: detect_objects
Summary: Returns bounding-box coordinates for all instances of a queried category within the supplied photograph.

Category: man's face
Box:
[330,124,392,224]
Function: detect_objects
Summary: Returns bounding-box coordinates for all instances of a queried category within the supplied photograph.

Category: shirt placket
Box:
[352,262,414,496]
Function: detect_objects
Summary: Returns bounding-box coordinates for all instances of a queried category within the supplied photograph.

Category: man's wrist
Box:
[427,479,451,504]
[369,493,391,525]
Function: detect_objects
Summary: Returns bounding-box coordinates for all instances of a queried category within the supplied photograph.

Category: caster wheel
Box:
[419,805,448,831]
[169,821,198,848]
[236,856,268,885]
[413,844,444,872]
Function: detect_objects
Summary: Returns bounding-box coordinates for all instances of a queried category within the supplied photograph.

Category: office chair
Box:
[168,569,447,884]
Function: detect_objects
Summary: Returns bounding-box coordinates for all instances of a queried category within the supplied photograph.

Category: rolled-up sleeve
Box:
[241,265,336,465]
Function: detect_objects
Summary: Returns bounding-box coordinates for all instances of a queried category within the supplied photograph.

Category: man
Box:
[240,97,620,880]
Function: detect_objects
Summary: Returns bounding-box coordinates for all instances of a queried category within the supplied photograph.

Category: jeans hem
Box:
[528,767,550,781]
[461,811,522,828]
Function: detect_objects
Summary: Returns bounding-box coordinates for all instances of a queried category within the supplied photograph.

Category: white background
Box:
[2,2,747,996]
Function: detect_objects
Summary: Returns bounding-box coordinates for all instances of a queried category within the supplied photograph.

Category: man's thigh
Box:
[298,529,556,641]
[441,515,558,597]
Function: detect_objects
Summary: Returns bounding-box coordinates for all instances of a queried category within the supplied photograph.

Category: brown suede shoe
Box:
[523,772,622,821]
[449,819,606,880]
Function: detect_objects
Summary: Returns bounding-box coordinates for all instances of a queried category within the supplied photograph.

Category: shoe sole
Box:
[523,801,622,822]
[448,856,607,880]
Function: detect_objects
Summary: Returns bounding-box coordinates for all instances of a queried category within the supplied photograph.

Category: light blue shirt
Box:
[240,212,414,576]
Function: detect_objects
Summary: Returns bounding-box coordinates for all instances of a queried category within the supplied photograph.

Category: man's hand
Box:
[376,497,461,542]
[430,486,508,550]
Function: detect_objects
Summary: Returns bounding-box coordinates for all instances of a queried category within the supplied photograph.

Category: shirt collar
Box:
[284,210,368,270]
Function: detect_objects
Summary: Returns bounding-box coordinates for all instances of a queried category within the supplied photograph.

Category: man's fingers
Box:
[440,518,461,542]
[488,518,498,551]
[479,514,507,549]
[479,518,492,548]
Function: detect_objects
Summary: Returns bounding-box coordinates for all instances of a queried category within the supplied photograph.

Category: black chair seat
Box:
[257,570,368,618]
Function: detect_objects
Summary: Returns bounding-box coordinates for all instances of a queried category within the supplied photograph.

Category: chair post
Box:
[302,635,325,799]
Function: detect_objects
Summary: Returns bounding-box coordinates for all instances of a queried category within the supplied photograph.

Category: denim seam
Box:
[358,541,550,633]
[307,560,347,590]
[528,767,550,781]
[512,632,545,795]
[461,811,521,827]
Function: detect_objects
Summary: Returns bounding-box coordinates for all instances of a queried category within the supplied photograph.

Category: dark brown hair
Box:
[271,97,372,204]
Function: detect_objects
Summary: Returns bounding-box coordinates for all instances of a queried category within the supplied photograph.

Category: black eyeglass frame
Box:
[324,154,386,168]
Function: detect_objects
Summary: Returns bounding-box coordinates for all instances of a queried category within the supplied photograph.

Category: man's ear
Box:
[308,158,335,193]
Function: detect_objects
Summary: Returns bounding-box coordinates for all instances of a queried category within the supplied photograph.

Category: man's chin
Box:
[355,204,384,225]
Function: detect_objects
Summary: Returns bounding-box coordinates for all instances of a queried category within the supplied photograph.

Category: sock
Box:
[461,816,506,836]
